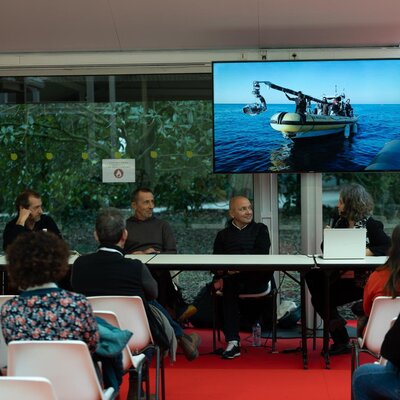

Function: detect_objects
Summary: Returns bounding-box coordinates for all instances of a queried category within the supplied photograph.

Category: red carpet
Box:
[120,326,372,400]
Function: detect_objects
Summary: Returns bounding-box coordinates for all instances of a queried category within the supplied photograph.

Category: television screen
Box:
[213,59,400,173]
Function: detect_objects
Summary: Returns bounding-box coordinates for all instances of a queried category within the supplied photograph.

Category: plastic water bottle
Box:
[252,321,261,347]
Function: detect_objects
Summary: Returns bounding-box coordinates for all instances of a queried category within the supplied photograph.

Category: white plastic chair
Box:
[0,376,58,400]
[0,295,14,369]
[94,310,148,400]
[88,296,164,400]
[7,340,114,400]
[351,296,400,371]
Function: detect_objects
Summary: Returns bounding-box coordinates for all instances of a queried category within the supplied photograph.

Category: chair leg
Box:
[212,293,222,352]
[350,340,357,400]
[155,346,161,400]
[137,365,143,400]
[271,288,278,353]
[161,357,166,400]
[144,362,150,400]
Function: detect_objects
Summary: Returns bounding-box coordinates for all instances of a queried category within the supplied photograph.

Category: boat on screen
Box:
[243,81,358,141]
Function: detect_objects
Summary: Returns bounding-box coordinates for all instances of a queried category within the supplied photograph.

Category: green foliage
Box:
[0,99,235,220]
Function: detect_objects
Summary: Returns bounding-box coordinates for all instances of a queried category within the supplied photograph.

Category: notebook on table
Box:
[323,228,367,259]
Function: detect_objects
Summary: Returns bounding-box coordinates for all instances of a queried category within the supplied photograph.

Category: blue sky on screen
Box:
[213,59,400,105]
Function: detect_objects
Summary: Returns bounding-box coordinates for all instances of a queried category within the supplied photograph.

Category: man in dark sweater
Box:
[3,189,61,251]
[213,196,273,359]
[124,188,185,316]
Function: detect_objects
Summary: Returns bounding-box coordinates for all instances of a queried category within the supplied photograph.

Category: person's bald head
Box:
[229,196,253,228]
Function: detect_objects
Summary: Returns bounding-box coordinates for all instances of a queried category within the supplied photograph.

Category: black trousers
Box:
[222,271,273,342]
[305,269,363,344]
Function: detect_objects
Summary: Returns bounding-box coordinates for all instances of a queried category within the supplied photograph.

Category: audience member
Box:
[355,224,400,335]
[0,232,111,385]
[352,311,400,399]
[124,187,186,317]
[306,183,391,355]
[71,208,200,362]
[2,189,61,251]
[213,196,273,359]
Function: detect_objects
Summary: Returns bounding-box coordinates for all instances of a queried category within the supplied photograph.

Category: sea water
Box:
[213,104,400,173]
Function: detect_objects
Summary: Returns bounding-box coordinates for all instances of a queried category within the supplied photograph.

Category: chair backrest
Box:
[0,376,58,400]
[7,340,114,400]
[88,296,153,353]
[93,310,132,371]
[0,295,14,368]
[361,296,400,355]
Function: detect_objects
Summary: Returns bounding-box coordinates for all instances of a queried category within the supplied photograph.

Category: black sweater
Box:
[213,220,271,255]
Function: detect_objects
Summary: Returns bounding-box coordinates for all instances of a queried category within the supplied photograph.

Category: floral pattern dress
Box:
[0,287,99,353]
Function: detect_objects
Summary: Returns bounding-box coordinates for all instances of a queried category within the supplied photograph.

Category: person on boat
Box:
[344,99,353,117]
[285,91,307,114]
[331,97,341,115]
[321,97,330,116]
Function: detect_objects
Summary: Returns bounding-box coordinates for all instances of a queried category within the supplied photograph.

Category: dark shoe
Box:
[328,342,352,356]
[329,317,346,332]
[179,333,201,361]
[221,341,241,359]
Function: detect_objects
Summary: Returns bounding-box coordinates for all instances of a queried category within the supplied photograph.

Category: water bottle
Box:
[252,321,261,347]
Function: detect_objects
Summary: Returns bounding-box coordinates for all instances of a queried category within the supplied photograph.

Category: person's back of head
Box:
[339,183,373,222]
[6,231,69,290]
[95,207,126,246]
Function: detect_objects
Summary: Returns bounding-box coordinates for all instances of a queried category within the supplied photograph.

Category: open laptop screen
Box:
[323,228,366,259]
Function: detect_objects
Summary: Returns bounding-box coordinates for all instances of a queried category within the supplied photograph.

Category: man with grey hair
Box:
[71,208,200,363]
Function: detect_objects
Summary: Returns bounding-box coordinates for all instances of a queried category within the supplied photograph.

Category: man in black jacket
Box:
[213,196,273,359]
[3,189,61,251]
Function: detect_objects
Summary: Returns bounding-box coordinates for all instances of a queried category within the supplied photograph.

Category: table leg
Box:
[300,271,308,369]
[322,269,331,369]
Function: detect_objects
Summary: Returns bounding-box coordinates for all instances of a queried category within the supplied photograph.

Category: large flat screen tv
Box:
[213,59,400,173]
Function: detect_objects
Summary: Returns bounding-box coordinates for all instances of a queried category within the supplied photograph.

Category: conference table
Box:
[314,255,387,368]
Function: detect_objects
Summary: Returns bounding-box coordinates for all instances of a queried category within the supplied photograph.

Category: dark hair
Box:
[131,187,153,203]
[15,189,41,212]
[339,183,373,222]
[6,231,69,290]
[383,224,400,297]
[95,207,126,245]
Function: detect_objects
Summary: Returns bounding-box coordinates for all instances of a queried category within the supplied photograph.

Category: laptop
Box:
[323,228,366,259]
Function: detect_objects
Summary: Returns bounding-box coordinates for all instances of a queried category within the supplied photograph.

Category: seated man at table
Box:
[213,195,273,359]
[71,207,200,363]
[124,187,187,317]
[2,189,62,251]
[2,189,65,293]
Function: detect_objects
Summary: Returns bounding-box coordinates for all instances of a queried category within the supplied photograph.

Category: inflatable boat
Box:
[270,112,359,141]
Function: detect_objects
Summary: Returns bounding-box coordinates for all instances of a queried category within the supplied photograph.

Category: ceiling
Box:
[1,0,399,54]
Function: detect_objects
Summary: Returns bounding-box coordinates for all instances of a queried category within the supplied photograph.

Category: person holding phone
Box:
[2,189,62,251]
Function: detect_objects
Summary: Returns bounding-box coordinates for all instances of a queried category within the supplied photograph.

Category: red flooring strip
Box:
[119,328,371,400]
